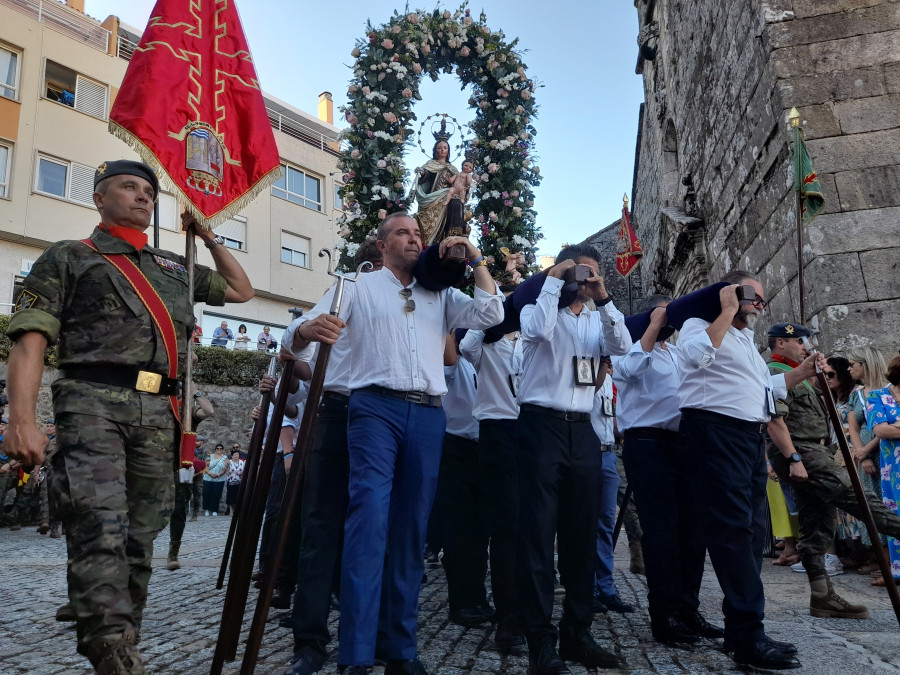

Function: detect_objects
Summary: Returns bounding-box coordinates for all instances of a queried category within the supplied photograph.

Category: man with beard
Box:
[677,271,823,671]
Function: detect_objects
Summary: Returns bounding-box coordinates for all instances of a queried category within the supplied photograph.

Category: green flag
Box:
[794,129,824,224]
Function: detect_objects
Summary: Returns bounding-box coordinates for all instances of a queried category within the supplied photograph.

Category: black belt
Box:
[60,366,179,396]
[599,444,614,452]
[680,408,766,435]
[624,426,679,441]
[360,385,442,408]
[520,403,590,423]
[321,391,350,405]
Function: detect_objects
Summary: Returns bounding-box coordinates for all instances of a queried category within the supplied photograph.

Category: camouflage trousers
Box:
[771,443,900,579]
[50,411,176,653]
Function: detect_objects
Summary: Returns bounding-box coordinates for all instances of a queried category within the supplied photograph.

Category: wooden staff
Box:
[804,337,900,627]
[217,355,278,589]
[239,251,371,674]
[210,359,296,673]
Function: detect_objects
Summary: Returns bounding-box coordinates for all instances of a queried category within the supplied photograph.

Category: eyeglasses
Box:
[399,288,415,313]
[749,295,768,310]
[823,371,837,379]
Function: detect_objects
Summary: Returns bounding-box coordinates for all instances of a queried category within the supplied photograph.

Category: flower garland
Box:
[336,4,542,276]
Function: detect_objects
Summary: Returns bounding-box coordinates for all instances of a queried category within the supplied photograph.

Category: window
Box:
[272,164,321,211]
[281,231,309,267]
[214,215,247,251]
[44,60,108,119]
[156,192,179,231]
[35,155,96,207]
[0,142,11,198]
[333,182,344,211]
[0,46,21,100]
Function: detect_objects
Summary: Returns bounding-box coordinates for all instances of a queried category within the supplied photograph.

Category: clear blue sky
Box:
[85,0,645,257]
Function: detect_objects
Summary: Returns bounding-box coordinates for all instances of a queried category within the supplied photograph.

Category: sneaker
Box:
[205,511,210,517]
[213,512,218,517]
[791,560,805,573]
[825,553,844,576]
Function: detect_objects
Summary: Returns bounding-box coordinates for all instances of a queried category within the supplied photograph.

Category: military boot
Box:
[809,576,869,619]
[82,632,146,675]
[629,540,645,575]
[55,602,76,622]
[167,540,182,571]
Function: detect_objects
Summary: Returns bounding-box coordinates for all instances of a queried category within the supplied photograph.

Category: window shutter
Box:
[74,75,107,119]
[281,231,309,255]
[68,162,95,206]
[215,216,247,249]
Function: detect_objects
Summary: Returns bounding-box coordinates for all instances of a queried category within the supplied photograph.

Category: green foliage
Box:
[193,346,272,387]
[337,2,542,275]
[0,315,59,367]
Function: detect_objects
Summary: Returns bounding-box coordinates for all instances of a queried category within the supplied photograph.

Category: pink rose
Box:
[421,44,431,55]
[521,90,532,100]
[489,211,498,222]
[443,10,451,19]
[391,25,401,34]
[490,140,499,148]
[339,225,351,237]
[376,159,387,168]
[362,86,371,95]
[464,16,473,26]
[346,114,358,125]
[348,84,358,94]
[413,63,423,73]
[407,13,419,23]
[510,190,519,197]
[381,39,394,50]
[350,149,360,159]
[377,72,386,81]
[383,112,397,123]
[402,88,413,98]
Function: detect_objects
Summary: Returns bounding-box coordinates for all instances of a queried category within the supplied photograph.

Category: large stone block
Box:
[769,4,900,49]
[806,205,900,256]
[776,67,885,107]
[792,0,885,20]
[794,104,841,139]
[772,31,900,78]
[834,166,900,211]
[804,252,867,317]
[814,299,900,354]
[806,128,900,173]
[833,93,900,134]
[859,247,900,301]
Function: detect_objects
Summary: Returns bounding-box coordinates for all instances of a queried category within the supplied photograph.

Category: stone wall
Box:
[631,0,900,354]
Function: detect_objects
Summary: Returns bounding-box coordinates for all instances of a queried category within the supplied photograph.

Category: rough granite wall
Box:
[631,0,900,353]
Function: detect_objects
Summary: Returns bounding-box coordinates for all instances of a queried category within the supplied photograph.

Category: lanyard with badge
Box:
[571,311,596,387]
[506,332,523,397]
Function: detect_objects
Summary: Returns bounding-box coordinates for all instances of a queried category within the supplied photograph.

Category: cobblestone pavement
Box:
[1,517,899,674]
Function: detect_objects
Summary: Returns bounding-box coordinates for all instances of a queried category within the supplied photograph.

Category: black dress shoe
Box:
[283,650,325,675]
[384,658,428,675]
[330,592,340,611]
[724,634,797,656]
[338,668,372,675]
[733,638,801,670]
[449,606,493,627]
[271,593,292,610]
[590,596,608,613]
[528,640,571,675]
[494,623,526,650]
[651,616,700,646]
[680,609,724,639]
[558,631,625,669]
[278,613,294,629]
[477,602,497,622]
[594,592,635,613]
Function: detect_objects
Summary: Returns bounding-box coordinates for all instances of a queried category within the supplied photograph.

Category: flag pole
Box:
[789,108,805,323]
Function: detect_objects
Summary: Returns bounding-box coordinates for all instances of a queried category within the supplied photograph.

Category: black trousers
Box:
[679,408,768,647]
[437,432,489,612]
[479,418,521,626]
[292,395,350,655]
[516,406,603,647]
[622,427,704,621]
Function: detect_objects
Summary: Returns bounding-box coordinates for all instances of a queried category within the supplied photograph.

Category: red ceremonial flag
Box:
[616,196,642,278]
[109,0,281,229]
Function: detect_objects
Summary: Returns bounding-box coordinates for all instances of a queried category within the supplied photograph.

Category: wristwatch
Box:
[789,452,802,463]
[205,235,224,249]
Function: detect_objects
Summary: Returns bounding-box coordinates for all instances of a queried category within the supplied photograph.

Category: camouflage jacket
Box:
[767,360,830,445]
[7,227,227,427]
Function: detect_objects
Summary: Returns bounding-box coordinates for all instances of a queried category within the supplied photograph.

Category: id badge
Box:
[573,356,596,387]
[602,397,614,417]
[766,387,777,417]
[508,373,520,398]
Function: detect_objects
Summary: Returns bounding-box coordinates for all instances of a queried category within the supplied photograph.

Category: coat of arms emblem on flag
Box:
[616,196,643,278]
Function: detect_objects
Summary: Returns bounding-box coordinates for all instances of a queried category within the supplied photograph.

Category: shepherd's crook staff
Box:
[239,250,372,674]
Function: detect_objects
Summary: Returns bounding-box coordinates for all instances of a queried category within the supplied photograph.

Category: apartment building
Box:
[0,0,344,345]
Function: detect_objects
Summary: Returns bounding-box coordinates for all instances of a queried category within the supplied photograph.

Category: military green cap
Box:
[94,160,159,199]
[768,322,811,339]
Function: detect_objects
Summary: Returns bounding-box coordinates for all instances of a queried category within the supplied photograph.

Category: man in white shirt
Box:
[459,312,525,651]
[612,296,721,647]
[516,246,631,675]
[289,213,502,675]
[677,271,823,671]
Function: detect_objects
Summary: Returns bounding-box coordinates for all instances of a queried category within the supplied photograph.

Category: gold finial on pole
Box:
[623,193,629,209]
[788,107,801,128]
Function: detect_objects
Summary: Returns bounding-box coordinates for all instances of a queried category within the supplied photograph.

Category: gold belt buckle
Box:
[136,370,163,394]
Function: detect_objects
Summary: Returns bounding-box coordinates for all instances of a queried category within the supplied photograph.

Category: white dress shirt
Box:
[677,318,787,423]
[612,341,682,432]
[459,329,522,421]
[443,357,479,440]
[282,320,353,397]
[291,267,503,397]
[266,379,309,453]
[518,276,632,413]
[590,376,616,444]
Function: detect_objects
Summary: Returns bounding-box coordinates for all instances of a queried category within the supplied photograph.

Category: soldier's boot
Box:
[809,576,869,619]
[629,541,645,575]
[82,632,146,675]
[38,520,50,534]
[55,602,76,622]
[50,522,61,538]
[167,540,182,571]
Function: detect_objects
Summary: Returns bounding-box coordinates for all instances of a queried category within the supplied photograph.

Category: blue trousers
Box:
[338,390,446,666]
[593,449,620,596]
[679,409,768,647]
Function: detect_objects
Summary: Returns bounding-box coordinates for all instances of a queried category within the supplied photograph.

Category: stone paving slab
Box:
[1,517,899,673]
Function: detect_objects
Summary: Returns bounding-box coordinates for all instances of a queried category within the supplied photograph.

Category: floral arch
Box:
[336,5,541,276]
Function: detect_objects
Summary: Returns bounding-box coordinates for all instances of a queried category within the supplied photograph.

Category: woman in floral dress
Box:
[867,355,900,585]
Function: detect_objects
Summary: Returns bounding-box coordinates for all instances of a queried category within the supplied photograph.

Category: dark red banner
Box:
[616,204,642,278]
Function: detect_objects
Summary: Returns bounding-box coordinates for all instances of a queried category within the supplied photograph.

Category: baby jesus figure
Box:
[444,160,476,205]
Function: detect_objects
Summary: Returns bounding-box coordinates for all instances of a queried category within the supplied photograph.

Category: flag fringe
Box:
[109,120,283,231]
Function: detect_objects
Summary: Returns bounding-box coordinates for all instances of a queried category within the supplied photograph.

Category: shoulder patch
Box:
[153,255,187,273]
[14,290,39,311]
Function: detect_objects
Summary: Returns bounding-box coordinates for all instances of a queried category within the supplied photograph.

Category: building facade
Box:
[630,0,900,354]
[0,0,345,345]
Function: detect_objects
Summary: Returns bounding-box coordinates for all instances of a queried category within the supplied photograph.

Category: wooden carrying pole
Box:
[239,251,370,674]
[210,359,296,673]
[217,356,278,589]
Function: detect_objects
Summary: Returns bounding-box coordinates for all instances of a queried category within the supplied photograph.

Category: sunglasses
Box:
[399,288,415,313]
[823,371,836,379]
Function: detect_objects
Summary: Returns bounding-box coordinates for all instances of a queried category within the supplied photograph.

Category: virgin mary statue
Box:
[410,123,466,245]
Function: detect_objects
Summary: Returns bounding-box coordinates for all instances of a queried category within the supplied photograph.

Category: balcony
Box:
[0,0,110,53]
[266,107,342,157]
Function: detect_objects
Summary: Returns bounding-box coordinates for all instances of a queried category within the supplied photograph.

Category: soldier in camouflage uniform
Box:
[4,160,253,674]
[766,323,900,620]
